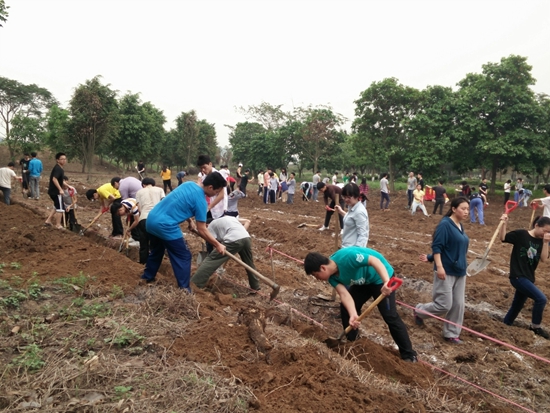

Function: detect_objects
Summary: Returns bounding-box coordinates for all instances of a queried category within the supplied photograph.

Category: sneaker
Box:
[413,310,424,326]
[318,226,328,231]
[529,326,550,339]
[340,229,343,235]
[444,337,464,344]
[140,276,156,284]
[403,355,418,363]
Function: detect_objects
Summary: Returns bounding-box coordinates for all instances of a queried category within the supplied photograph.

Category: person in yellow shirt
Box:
[411,184,430,217]
[85,177,122,236]
[160,166,172,193]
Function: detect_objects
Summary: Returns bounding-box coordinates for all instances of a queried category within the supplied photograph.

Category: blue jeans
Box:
[0,186,11,205]
[29,176,40,198]
[312,187,319,201]
[141,234,192,291]
[380,192,390,209]
[504,277,547,326]
[470,197,484,224]
[407,189,414,207]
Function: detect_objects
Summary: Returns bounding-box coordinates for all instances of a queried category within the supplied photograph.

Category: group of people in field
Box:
[4,154,550,363]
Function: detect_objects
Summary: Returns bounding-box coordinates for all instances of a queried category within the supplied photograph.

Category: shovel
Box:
[467,200,518,276]
[529,201,538,229]
[325,277,403,348]
[196,242,208,266]
[224,251,280,301]
[71,207,83,234]
[79,209,108,236]
[297,223,319,228]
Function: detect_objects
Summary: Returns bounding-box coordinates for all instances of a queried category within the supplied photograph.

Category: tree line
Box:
[0,76,218,180]
[1,55,549,189]
[231,55,550,192]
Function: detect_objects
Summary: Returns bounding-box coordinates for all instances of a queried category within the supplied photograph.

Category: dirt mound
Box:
[1,176,550,411]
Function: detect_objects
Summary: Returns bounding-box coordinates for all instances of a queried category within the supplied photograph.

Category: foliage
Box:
[0,76,56,158]
[53,272,91,293]
[67,76,119,178]
[0,0,8,26]
[11,343,45,371]
[105,324,144,347]
[353,77,421,190]
[455,55,543,190]
[108,93,166,168]
[113,386,133,400]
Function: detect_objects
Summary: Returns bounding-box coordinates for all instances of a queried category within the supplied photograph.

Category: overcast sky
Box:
[1,0,549,147]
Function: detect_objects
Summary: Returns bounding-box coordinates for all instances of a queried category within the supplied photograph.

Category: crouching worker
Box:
[191,216,260,291]
[140,172,227,291]
[304,247,417,362]
[112,198,141,244]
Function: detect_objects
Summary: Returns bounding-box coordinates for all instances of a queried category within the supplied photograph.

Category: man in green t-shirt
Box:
[304,246,417,362]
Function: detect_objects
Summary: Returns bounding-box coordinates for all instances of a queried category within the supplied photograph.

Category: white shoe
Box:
[340,229,344,235]
[318,226,328,231]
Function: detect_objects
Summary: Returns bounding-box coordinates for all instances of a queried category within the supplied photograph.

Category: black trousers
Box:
[111,198,124,236]
[323,199,345,228]
[433,198,445,215]
[340,283,416,360]
[137,219,149,264]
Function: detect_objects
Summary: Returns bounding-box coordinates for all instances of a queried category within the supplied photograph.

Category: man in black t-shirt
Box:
[417,173,424,191]
[238,169,253,195]
[479,178,489,205]
[44,152,67,229]
[431,181,447,215]
[19,154,31,198]
[499,213,550,339]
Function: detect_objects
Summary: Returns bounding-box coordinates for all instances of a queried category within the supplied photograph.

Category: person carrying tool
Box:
[191,215,260,291]
[85,177,122,238]
[316,182,344,231]
[44,153,67,229]
[140,172,227,291]
[135,177,165,264]
[62,176,78,231]
[499,214,550,339]
[112,198,141,244]
[136,160,146,180]
[303,247,417,362]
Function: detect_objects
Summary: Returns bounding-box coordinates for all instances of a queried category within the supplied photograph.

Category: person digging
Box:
[304,247,417,362]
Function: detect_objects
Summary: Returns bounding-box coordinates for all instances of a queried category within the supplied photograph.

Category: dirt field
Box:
[1,156,550,412]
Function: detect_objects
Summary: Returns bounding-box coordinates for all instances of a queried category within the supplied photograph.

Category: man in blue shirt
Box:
[27,152,43,200]
[140,172,227,291]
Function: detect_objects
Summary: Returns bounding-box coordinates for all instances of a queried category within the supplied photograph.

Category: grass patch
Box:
[53,272,92,293]
[10,343,45,371]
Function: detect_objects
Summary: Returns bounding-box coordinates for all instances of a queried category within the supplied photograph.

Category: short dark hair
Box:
[86,189,97,200]
[304,252,330,275]
[55,152,66,160]
[534,216,550,227]
[7,161,15,167]
[31,152,37,157]
[317,182,326,190]
[142,177,156,186]
[382,173,388,178]
[111,177,121,186]
[197,155,211,167]
[342,183,359,198]
[202,171,226,189]
[24,153,30,156]
[543,184,550,193]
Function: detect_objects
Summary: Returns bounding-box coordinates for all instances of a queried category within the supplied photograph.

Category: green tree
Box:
[174,110,199,168]
[0,77,55,158]
[196,119,218,161]
[353,78,421,190]
[108,93,166,170]
[406,85,458,180]
[0,0,9,27]
[293,105,346,174]
[9,113,46,154]
[229,122,268,173]
[68,76,119,179]
[455,55,542,191]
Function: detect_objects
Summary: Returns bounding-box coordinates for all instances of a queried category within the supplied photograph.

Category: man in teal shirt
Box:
[304,247,417,362]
